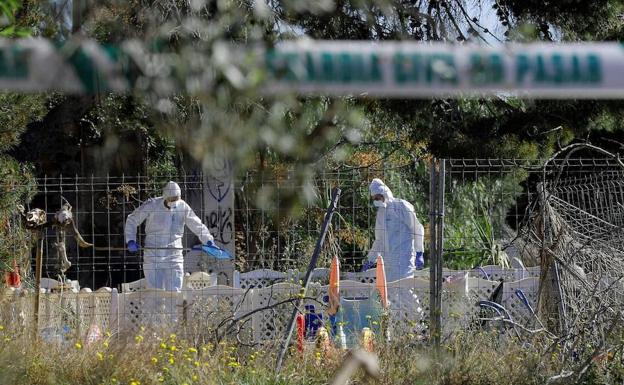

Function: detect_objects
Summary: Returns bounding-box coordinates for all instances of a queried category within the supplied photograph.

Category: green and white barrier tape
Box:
[0,38,623,98]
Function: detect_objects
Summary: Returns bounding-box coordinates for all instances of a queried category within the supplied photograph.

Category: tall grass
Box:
[5,324,619,385]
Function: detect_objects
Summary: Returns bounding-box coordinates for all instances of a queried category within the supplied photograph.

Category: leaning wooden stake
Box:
[275,187,341,374]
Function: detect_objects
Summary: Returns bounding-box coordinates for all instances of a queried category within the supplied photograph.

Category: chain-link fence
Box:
[431,157,624,342]
[3,157,624,347]
[10,164,422,291]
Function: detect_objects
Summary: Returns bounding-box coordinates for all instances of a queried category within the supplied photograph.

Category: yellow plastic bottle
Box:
[361,327,374,352]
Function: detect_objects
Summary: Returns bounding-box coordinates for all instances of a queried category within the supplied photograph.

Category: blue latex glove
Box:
[415,251,424,270]
[361,260,376,272]
[127,240,140,253]
[192,240,215,250]
[193,241,231,260]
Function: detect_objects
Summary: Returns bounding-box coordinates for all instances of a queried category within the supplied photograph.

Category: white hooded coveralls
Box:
[124,181,213,291]
[367,179,424,282]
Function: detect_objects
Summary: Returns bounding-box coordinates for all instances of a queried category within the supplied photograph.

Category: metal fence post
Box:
[436,160,445,343]
[429,160,439,345]
[429,159,445,346]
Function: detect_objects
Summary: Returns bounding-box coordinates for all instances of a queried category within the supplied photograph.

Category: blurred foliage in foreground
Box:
[0,0,624,272]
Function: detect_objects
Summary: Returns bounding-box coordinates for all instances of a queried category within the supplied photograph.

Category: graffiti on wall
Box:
[204,156,235,254]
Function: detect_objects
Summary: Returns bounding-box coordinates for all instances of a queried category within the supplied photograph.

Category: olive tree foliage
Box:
[27,0,622,192]
[0,1,58,273]
[3,0,624,272]
[57,1,624,271]
[66,1,369,212]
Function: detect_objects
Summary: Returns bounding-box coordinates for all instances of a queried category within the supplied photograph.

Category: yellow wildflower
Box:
[160,342,167,349]
[135,335,144,343]
[0,325,4,331]
[129,380,140,385]
[75,342,82,349]
[169,357,175,364]
[96,352,104,361]
[169,345,178,352]
[192,375,198,381]
[188,347,197,354]
[103,340,109,348]
[151,357,158,364]
[193,361,200,367]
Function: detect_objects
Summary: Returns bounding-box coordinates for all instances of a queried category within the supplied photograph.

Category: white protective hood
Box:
[369,178,394,201]
[163,181,181,198]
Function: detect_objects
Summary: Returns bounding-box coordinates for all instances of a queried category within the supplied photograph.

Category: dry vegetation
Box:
[3,324,622,385]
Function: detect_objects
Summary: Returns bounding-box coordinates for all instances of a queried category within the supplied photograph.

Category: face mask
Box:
[373,200,386,208]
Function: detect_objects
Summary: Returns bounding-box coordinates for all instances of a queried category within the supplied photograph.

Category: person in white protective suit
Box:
[124,181,213,291]
[362,178,425,282]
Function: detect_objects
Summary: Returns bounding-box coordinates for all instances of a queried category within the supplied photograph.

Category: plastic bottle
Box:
[317,326,331,354]
[361,327,374,352]
[335,324,347,350]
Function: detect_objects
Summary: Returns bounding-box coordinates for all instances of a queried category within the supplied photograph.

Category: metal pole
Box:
[429,160,439,344]
[428,159,445,346]
[275,187,341,374]
[435,160,445,346]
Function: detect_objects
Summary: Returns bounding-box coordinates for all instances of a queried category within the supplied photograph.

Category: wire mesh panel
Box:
[537,165,624,348]
[29,175,207,291]
[443,158,624,353]
[14,166,424,292]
